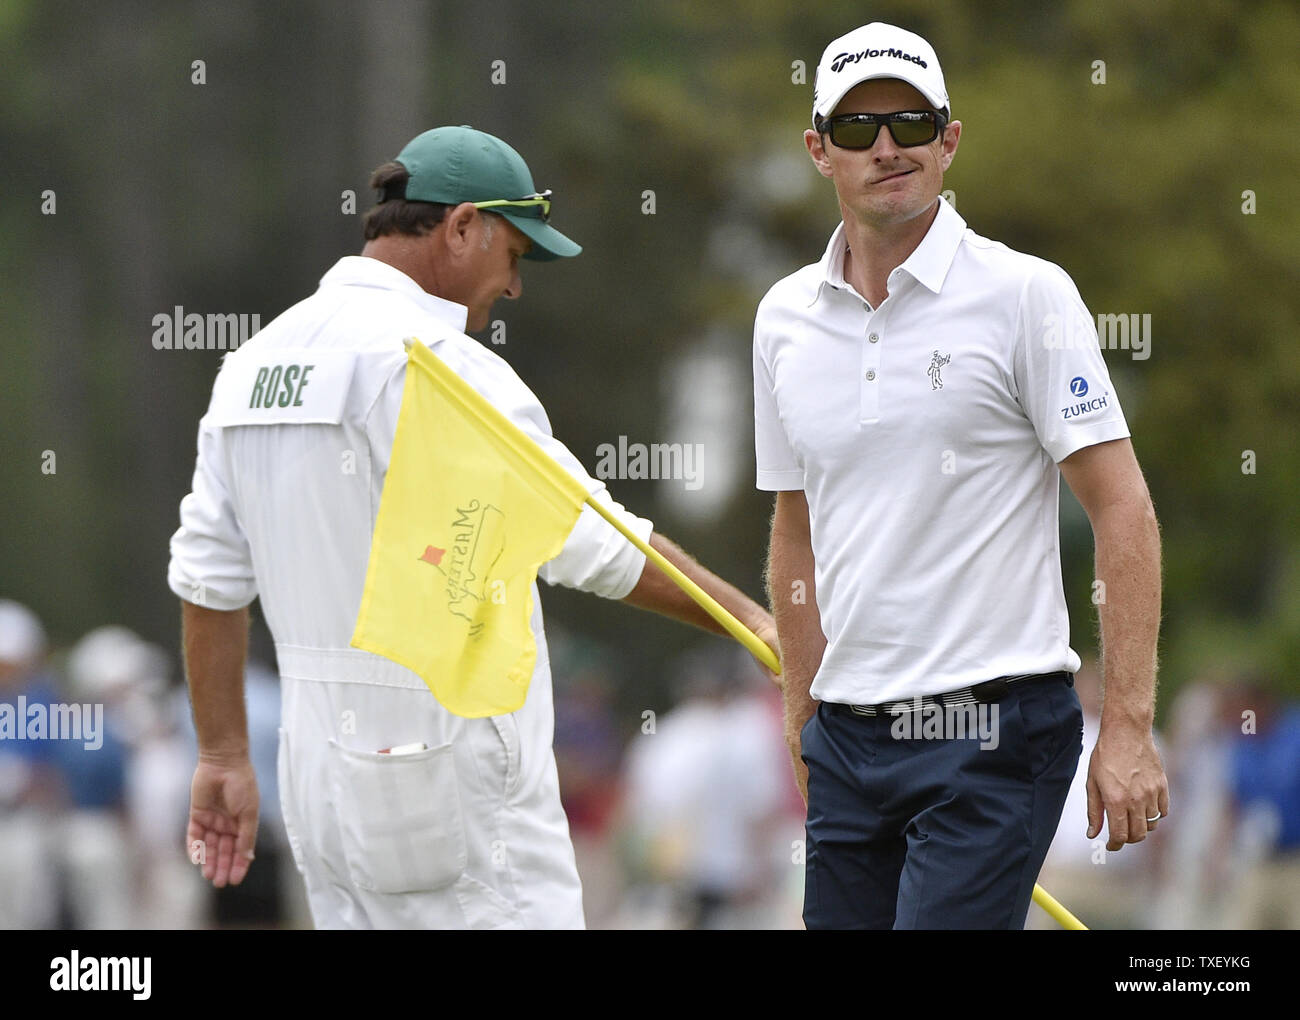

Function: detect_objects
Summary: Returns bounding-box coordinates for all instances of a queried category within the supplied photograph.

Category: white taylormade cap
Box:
[813,22,949,122]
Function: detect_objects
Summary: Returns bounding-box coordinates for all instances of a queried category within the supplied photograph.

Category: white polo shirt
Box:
[753,197,1130,705]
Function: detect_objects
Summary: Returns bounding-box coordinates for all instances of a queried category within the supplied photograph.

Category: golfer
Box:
[170,125,777,928]
[754,23,1168,928]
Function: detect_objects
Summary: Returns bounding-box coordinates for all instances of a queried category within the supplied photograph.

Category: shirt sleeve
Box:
[167,419,259,611]
[454,347,653,601]
[753,304,804,491]
[1014,262,1132,464]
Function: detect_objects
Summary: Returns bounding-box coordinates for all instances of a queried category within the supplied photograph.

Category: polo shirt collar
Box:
[896,196,966,294]
[809,222,851,306]
[319,255,469,332]
[809,196,967,306]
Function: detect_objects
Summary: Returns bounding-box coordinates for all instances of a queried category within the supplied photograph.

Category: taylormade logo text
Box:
[831,48,928,74]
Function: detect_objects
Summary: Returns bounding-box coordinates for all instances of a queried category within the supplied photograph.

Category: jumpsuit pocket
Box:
[487,714,522,799]
[326,739,468,894]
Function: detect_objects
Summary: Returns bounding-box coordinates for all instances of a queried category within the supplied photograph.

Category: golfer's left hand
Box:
[1085,722,1169,851]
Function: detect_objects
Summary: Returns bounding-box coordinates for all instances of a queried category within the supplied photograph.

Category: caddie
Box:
[169,125,777,929]
[755,23,1169,929]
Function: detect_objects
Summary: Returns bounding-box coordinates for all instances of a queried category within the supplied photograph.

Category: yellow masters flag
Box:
[350,337,590,717]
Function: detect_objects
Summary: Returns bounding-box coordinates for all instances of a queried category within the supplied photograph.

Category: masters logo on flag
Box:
[350,337,590,718]
[421,499,505,636]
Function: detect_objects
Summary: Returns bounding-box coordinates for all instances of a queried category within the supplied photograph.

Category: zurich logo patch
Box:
[1069,376,1089,397]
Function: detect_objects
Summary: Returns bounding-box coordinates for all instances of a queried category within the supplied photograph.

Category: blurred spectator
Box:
[0,599,61,929]
[51,625,142,928]
[1032,659,1163,929]
[551,634,625,929]
[1150,679,1239,928]
[1223,680,1300,929]
[129,682,210,930]
[617,644,801,929]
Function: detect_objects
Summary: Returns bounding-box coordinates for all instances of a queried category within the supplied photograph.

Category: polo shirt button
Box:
[868,333,879,343]
[865,370,876,381]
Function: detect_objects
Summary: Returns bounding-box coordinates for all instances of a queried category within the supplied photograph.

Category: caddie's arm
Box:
[621,532,780,678]
[1059,437,1169,851]
[764,489,826,803]
[181,600,259,887]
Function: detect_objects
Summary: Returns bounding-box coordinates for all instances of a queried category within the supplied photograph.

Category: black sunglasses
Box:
[821,110,947,150]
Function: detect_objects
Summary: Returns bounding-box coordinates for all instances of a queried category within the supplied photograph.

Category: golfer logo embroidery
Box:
[419,499,506,638]
[927,350,951,390]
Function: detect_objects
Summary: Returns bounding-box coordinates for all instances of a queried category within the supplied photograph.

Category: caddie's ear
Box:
[442,202,481,257]
[805,128,835,179]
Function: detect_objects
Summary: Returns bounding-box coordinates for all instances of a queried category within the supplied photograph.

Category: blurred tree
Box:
[0,0,1295,727]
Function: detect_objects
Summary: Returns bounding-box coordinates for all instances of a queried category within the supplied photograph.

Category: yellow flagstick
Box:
[581,496,780,674]
[585,494,1087,930]
[1032,883,1088,930]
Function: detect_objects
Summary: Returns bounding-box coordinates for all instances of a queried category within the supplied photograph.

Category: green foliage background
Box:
[1,0,1296,720]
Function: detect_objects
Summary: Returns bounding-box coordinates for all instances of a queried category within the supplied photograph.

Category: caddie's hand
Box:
[187,756,259,887]
[1085,722,1169,851]
[754,620,784,690]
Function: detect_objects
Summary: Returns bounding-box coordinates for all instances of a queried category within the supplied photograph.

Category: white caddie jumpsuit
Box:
[167,256,652,928]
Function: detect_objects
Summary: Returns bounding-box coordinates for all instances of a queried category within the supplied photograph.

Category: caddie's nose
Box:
[503,264,522,301]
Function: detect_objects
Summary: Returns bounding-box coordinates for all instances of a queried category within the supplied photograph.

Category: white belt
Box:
[275,644,428,691]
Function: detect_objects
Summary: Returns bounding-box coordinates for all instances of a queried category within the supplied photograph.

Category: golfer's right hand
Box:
[187,757,259,888]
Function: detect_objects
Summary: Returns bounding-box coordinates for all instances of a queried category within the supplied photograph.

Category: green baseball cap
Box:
[393,125,581,261]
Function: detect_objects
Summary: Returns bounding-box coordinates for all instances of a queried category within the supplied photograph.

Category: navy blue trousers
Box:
[801,674,1083,930]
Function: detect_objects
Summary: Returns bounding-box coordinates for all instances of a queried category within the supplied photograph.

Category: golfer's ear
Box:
[940,119,961,170]
[805,128,834,179]
[443,202,479,256]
